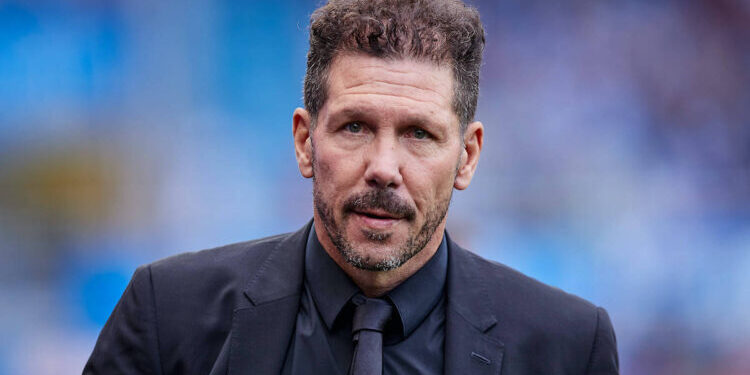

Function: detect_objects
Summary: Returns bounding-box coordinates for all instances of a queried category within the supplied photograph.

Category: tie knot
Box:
[351,296,394,334]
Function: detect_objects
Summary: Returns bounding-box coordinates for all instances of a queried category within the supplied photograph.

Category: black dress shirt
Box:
[282,225,448,374]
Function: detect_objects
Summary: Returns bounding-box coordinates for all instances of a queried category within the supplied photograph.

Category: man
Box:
[85,0,619,374]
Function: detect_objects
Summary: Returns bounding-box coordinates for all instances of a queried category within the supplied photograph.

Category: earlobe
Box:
[293,108,314,178]
[454,121,484,190]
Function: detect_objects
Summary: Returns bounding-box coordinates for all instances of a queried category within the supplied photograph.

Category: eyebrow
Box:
[327,106,435,129]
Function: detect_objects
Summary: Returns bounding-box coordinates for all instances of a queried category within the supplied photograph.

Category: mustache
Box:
[343,189,416,221]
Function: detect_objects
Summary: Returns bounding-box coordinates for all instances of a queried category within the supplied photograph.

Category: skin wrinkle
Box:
[341,80,451,102]
[335,92,443,105]
[335,58,453,102]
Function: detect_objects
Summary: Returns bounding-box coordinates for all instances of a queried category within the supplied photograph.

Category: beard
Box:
[313,181,452,272]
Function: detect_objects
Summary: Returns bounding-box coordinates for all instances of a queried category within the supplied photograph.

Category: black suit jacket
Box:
[84,222,618,374]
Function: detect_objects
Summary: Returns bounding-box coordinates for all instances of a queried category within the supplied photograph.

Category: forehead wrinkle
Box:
[338,91,444,106]
[332,81,451,115]
[340,85,450,108]
[329,56,453,102]
[338,75,451,102]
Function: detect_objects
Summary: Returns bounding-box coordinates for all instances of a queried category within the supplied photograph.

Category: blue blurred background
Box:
[1,0,748,374]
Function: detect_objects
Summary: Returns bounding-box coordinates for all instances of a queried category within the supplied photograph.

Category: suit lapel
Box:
[225,222,311,375]
[445,235,505,375]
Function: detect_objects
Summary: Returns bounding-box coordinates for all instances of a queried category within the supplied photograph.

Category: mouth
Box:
[352,209,403,229]
[356,209,401,220]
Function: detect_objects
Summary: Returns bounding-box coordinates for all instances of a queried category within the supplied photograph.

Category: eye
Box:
[345,122,362,133]
[413,128,429,139]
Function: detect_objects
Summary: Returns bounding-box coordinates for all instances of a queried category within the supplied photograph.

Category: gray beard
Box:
[313,184,451,272]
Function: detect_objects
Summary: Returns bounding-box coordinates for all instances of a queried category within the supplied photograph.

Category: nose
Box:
[363,137,403,189]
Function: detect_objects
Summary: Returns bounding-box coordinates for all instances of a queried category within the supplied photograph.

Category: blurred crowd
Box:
[0,0,748,374]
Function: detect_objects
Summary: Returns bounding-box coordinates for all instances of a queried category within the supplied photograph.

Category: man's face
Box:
[299,54,473,271]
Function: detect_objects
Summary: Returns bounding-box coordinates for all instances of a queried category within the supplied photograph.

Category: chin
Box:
[341,234,422,272]
[344,250,412,272]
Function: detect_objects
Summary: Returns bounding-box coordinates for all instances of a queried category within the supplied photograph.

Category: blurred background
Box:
[1,0,748,373]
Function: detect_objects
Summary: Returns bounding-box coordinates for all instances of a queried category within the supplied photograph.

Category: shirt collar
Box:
[305,224,448,337]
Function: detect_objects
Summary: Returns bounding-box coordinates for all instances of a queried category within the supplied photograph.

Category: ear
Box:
[293,107,314,178]
[454,121,483,190]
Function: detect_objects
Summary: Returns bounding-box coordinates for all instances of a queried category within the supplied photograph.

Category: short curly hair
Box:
[304,0,485,131]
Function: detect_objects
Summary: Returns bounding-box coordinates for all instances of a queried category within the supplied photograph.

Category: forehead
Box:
[322,54,456,124]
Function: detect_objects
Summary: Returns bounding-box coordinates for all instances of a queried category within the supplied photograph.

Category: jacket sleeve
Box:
[83,265,163,375]
[585,306,620,374]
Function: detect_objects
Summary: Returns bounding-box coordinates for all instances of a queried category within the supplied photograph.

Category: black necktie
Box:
[349,296,394,375]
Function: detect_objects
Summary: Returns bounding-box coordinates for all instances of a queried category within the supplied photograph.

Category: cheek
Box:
[312,141,341,178]
[314,146,363,192]
[407,163,456,210]
[313,152,333,178]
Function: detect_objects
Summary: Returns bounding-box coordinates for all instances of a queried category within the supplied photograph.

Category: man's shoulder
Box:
[470,248,596,309]
[149,231,292,275]
[140,229,305,306]
[86,229,307,374]
[450,244,602,333]
[450,245,619,373]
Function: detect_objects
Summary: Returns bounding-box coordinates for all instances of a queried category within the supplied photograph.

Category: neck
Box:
[313,217,445,298]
